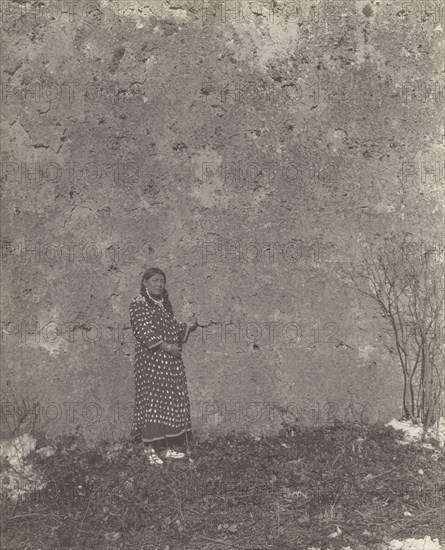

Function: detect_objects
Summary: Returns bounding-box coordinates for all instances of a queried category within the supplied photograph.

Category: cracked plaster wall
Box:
[1,0,443,443]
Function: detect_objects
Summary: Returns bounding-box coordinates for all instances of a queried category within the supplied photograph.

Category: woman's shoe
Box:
[144,449,163,465]
[163,449,185,459]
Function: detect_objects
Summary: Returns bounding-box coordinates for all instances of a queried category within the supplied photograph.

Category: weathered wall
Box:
[1,0,443,443]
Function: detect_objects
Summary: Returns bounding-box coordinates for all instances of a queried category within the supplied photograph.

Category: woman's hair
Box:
[140,267,173,314]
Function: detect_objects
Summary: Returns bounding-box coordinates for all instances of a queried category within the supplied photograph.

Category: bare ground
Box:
[1,423,444,550]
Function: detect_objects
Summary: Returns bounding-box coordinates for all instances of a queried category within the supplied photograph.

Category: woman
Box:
[130,267,197,465]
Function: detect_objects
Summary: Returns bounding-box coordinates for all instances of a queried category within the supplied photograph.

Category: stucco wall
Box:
[1,0,443,443]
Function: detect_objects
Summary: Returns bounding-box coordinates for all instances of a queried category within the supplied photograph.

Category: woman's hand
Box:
[188,316,198,330]
[168,343,182,357]
[160,341,182,357]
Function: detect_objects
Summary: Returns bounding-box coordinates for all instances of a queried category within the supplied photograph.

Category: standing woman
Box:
[130,267,197,465]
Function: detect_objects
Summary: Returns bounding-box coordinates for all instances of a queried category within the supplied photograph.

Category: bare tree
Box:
[346,236,444,438]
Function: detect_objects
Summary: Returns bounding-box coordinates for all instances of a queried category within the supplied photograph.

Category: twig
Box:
[362,468,395,481]
[184,505,201,515]
[331,452,342,469]
[7,499,18,522]
[276,499,280,540]
[80,495,92,528]
[8,513,63,524]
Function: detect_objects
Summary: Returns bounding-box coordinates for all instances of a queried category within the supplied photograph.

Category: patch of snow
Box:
[328,526,343,538]
[433,417,445,448]
[298,543,442,550]
[0,434,36,468]
[35,446,56,458]
[385,418,445,448]
[387,536,443,550]
[0,434,48,501]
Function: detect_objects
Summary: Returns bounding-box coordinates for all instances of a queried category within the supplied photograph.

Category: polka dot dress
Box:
[129,293,192,444]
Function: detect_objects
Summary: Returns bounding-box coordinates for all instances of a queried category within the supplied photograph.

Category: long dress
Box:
[129,293,192,445]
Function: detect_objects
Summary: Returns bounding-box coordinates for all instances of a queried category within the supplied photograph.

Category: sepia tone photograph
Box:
[0,1,444,549]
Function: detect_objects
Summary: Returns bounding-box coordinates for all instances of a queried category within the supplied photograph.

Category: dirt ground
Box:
[1,422,444,550]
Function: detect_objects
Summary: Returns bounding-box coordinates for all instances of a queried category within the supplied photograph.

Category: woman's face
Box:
[145,273,165,298]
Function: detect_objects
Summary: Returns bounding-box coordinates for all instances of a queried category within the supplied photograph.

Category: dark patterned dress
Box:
[129,293,192,445]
